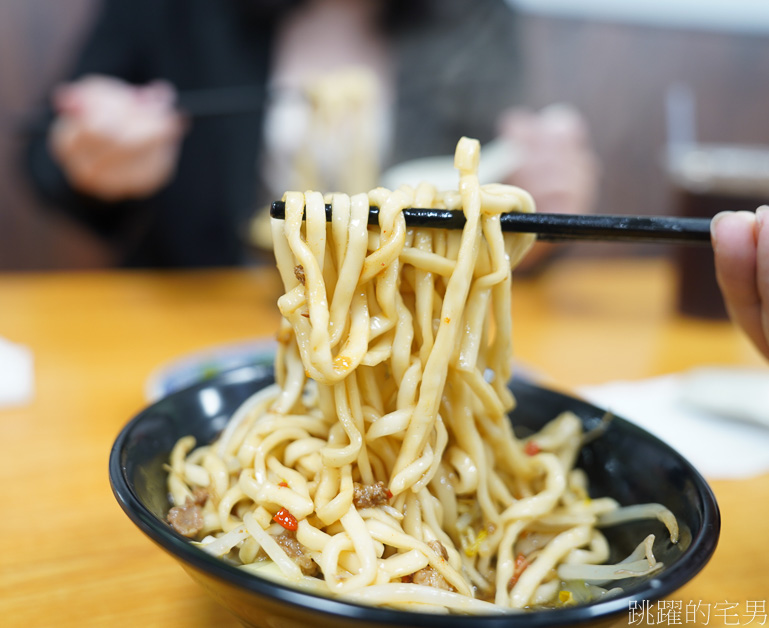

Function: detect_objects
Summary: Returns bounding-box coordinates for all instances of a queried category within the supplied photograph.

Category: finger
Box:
[51,110,181,200]
[73,117,184,200]
[58,93,182,170]
[509,149,599,215]
[127,108,186,146]
[88,150,179,201]
[94,119,182,174]
[503,104,591,151]
[712,209,769,358]
[48,115,118,188]
[497,108,539,144]
[141,80,177,108]
[539,103,590,146]
[53,84,136,162]
[51,116,120,178]
[755,206,769,353]
[52,84,84,115]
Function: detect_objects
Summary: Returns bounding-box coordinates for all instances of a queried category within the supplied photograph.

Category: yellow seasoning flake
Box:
[462,529,487,558]
[558,590,575,605]
[334,355,352,371]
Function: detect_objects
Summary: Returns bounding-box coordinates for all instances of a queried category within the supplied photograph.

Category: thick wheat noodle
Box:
[168,137,678,613]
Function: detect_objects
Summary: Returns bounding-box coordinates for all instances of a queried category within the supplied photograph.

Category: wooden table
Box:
[1,259,767,627]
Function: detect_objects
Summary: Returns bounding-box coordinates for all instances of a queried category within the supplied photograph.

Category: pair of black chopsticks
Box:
[269,201,712,245]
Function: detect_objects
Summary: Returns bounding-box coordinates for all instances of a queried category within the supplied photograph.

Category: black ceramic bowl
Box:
[109,365,719,628]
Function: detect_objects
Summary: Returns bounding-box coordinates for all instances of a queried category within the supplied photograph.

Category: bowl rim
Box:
[109,366,720,627]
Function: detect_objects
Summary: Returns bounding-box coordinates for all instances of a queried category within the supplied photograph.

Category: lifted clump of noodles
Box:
[165,137,678,613]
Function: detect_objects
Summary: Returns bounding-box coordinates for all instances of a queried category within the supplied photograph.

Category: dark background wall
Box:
[1,0,768,269]
[518,15,769,242]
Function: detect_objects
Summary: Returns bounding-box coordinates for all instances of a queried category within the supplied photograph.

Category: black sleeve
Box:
[22,0,153,240]
[66,0,152,81]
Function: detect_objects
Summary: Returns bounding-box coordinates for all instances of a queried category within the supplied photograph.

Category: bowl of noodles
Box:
[110,137,719,626]
[110,364,718,628]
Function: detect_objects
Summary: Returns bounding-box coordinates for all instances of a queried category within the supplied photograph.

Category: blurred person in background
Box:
[25,0,598,268]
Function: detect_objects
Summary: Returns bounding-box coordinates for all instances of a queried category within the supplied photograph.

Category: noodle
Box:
[252,67,384,251]
[167,137,677,613]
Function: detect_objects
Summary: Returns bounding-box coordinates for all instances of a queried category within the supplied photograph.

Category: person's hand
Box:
[498,104,600,270]
[500,104,599,216]
[712,207,769,359]
[49,75,186,202]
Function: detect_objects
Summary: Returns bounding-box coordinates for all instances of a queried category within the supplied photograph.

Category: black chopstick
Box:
[177,85,305,118]
[269,201,712,245]
[18,85,293,136]
[176,86,266,118]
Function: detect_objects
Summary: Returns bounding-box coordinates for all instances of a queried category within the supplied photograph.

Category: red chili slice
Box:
[524,441,540,456]
[508,553,529,589]
[273,507,298,531]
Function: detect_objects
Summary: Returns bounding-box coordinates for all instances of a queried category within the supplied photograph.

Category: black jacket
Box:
[25,0,520,267]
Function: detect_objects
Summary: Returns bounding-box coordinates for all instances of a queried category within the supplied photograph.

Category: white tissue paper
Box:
[578,367,769,480]
[0,337,34,407]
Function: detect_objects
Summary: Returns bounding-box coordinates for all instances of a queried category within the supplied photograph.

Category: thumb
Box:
[52,84,83,116]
